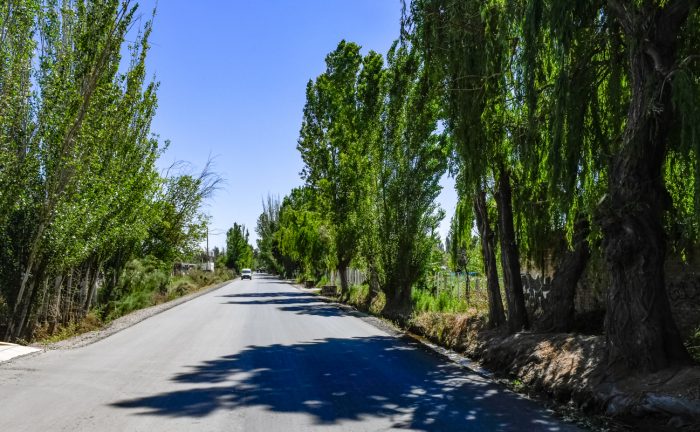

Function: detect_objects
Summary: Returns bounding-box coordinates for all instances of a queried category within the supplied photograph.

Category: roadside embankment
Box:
[317,286,700,431]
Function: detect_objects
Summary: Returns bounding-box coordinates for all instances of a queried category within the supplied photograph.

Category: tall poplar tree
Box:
[297,40,367,297]
[376,42,447,318]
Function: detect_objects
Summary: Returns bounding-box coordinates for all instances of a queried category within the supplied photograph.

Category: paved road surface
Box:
[0,275,581,431]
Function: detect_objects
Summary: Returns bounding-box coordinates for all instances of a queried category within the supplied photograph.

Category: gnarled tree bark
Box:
[536,219,591,333]
[601,0,695,373]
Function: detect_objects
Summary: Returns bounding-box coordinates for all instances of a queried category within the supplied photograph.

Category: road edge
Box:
[21,279,236,355]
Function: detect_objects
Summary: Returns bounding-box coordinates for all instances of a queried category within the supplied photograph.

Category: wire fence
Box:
[321,267,499,314]
[327,268,367,287]
[417,272,494,313]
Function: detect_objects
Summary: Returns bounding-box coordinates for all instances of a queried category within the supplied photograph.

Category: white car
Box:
[241,268,252,280]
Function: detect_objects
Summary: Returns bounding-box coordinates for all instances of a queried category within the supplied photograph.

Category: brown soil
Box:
[409,311,700,430]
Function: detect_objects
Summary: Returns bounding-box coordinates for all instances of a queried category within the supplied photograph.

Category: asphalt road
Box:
[0,275,581,431]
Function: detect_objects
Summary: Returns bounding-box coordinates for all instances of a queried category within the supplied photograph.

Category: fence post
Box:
[465,273,471,304]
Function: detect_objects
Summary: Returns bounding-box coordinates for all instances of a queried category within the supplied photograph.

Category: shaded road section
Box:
[0,275,581,431]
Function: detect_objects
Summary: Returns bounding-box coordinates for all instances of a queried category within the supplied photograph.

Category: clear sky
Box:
[132,0,456,249]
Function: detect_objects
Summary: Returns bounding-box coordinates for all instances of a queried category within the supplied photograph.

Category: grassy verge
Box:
[33,265,234,344]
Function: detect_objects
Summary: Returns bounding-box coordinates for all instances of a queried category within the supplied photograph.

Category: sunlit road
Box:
[0,275,580,431]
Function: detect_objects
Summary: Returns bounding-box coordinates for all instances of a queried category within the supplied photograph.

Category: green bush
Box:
[344,283,385,315]
[348,284,369,304]
[186,269,218,287]
[686,326,700,363]
[103,258,235,322]
[315,275,330,288]
[108,289,154,320]
[0,294,8,322]
[106,257,170,320]
[412,288,470,313]
[170,279,198,298]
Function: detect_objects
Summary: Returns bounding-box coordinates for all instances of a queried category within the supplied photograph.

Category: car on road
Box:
[241,268,252,280]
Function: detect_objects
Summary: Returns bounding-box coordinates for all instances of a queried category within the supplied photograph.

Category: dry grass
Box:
[34,311,104,345]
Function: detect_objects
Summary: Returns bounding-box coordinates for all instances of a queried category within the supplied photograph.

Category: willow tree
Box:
[522,0,698,372]
[601,0,697,371]
[406,0,529,332]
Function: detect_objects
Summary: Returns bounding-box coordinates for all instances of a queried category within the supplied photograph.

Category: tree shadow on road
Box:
[221,297,322,306]
[218,292,311,299]
[219,291,361,318]
[110,336,575,431]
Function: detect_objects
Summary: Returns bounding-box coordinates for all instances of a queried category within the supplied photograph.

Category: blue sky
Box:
[132,0,456,249]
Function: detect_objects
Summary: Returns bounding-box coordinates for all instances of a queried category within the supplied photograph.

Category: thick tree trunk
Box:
[382,282,412,322]
[337,262,350,298]
[495,167,529,332]
[601,2,694,373]
[474,187,505,328]
[363,264,380,308]
[536,220,590,333]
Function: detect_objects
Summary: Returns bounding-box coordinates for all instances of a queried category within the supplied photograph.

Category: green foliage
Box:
[406,0,700,367]
[413,273,491,315]
[447,199,482,273]
[412,288,469,314]
[344,283,386,315]
[264,38,447,313]
[225,222,254,273]
[105,257,170,319]
[374,42,447,312]
[0,2,219,340]
[276,187,333,280]
[104,257,232,322]
[297,40,371,284]
[686,326,700,363]
[144,167,220,264]
[255,195,285,275]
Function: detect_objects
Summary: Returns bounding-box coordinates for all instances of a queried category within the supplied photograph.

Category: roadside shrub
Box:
[0,294,8,327]
[348,284,368,304]
[170,279,198,299]
[315,275,330,288]
[118,257,170,295]
[215,267,235,281]
[344,284,385,315]
[186,269,218,287]
[108,288,153,320]
[35,311,104,344]
[686,326,700,362]
[412,287,470,313]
